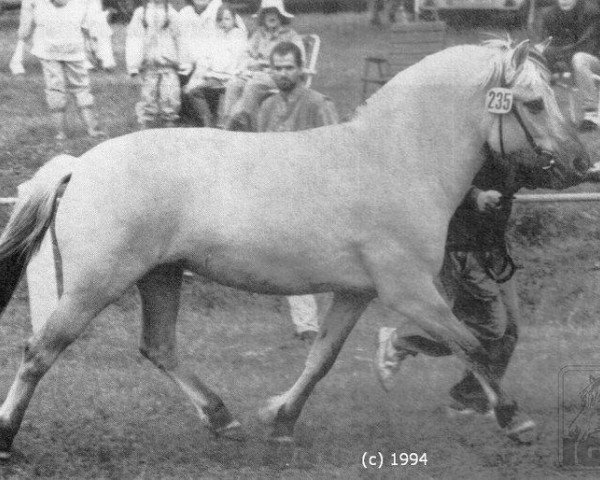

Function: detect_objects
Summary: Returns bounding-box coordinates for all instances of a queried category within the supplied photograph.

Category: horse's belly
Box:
[183,248,375,296]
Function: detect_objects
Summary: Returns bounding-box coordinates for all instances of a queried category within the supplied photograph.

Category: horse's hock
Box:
[361,20,447,101]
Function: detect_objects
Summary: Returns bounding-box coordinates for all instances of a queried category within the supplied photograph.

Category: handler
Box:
[375,145,536,442]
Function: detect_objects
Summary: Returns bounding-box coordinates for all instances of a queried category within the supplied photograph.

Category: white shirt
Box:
[18,0,100,61]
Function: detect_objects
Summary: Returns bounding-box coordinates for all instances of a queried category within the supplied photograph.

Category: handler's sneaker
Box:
[580,111,599,131]
[503,412,536,443]
[375,327,416,392]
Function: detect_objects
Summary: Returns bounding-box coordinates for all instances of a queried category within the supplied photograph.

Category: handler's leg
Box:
[137,263,243,440]
[449,277,520,414]
[259,291,374,442]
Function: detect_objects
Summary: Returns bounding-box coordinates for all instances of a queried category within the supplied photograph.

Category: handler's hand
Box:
[178,62,193,76]
[476,190,502,213]
[584,161,600,183]
[9,57,25,75]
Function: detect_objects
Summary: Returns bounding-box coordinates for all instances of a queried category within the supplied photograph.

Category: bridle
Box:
[497,52,558,174]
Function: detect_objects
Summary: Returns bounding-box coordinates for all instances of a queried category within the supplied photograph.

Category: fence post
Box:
[17,182,59,334]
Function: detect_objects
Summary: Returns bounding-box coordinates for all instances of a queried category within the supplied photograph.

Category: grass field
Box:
[1,9,600,480]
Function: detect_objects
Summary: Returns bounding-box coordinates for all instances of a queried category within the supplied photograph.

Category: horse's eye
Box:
[523,98,544,114]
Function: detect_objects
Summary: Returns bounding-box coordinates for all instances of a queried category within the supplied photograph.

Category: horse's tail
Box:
[0,154,75,315]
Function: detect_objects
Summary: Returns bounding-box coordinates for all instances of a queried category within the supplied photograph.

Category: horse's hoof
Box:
[210,420,246,442]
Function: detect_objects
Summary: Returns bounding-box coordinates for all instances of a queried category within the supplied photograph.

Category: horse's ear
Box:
[504,39,530,85]
[535,37,552,54]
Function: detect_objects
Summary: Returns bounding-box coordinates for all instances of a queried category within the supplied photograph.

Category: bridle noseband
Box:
[498,105,556,171]
[497,53,558,174]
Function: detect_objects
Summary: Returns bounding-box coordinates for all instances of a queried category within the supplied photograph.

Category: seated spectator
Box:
[542,0,600,130]
[221,0,305,131]
[182,4,247,127]
[257,41,338,342]
[256,41,337,132]
[179,0,246,57]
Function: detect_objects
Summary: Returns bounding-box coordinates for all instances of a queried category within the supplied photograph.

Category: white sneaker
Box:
[374,327,415,392]
[584,111,600,124]
[504,412,536,443]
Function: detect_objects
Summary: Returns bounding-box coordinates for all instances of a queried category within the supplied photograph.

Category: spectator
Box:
[221,0,305,131]
[256,41,337,132]
[126,0,191,128]
[11,0,106,140]
[257,41,338,341]
[541,0,600,130]
[182,4,247,127]
[179,0,246,60]
[369,0,409,26]
[375,146,537,442]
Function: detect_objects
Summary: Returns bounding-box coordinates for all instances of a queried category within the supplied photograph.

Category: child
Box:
[183,4,247,127]
[126,0,191,128]
[10,0,106,140]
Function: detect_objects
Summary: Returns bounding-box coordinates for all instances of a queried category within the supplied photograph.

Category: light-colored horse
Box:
[9,0,116,75]
[0,40,590,456]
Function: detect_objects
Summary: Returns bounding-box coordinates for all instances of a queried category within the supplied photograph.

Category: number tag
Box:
[486,88,513,114]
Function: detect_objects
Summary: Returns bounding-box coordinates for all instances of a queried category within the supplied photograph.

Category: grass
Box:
[0,9,600,480]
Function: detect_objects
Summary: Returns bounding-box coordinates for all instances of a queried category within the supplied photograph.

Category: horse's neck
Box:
[353,70,489,215]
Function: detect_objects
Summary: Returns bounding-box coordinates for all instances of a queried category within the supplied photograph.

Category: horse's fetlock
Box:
[139,345,177,371]
[21,341,51,379]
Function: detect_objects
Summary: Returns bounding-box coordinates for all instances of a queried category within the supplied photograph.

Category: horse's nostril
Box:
[574,156,591,174]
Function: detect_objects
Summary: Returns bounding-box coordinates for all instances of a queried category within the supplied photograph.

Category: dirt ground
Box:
[0,9,600,480]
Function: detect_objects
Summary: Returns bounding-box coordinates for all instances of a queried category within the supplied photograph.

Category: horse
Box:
[8,0,116,75]
[0,39,590,457]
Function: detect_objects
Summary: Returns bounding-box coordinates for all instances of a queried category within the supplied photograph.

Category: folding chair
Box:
[361,20,447,102]
[302,33,321,89]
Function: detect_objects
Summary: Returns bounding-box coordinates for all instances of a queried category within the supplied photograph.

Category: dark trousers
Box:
[181,86,224,127]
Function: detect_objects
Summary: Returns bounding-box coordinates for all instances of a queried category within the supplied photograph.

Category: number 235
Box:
[487,90,512,111]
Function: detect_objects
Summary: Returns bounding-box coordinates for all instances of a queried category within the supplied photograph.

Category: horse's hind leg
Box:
[0,290,113,457]
[137,264,243,440]
[259,291,374,442]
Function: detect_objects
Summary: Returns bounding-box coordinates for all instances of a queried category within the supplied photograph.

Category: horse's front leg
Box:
[363,246,521,431]
[259,291,374,442]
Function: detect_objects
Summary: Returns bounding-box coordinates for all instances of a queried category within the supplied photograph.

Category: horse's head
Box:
[85,8,116,71]
[485,39,590,189]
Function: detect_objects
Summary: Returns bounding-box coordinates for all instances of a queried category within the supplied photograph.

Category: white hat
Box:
[253,0,294,18]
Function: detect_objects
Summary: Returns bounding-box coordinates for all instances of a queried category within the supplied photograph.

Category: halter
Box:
[497,54,557,174]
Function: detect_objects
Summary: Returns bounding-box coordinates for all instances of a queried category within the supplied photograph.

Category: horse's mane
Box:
[354,35,550,124]
[354,39,509,123]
